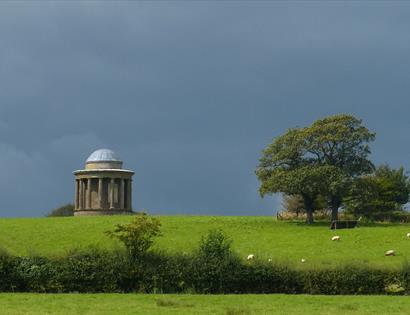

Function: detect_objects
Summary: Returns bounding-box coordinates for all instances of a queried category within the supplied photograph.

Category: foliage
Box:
[57,247,129,293]
[257,114,375,223]
[189,229,241,293]
[197,229,233,260]
[344,165,410,219]
[106,213,161,258]
[304,115,375,220]
[47,204,74,217]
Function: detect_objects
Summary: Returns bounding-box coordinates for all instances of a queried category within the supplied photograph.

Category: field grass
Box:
[1,293,410,315]
[0,216,409,267]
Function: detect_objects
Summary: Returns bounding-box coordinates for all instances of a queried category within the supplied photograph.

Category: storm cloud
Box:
[1,2,410,216]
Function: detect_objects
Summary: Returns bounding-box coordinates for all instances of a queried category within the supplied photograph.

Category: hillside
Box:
[0,215,409,268]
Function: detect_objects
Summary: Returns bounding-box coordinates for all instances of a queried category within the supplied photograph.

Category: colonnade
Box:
[74,177,132,211]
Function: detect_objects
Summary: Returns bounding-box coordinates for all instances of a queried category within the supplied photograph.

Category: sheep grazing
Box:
[301,258,306,263]
[407,233,410,238]
[331,235,341,241]
[385,250,395,256]
[247,254,255,260]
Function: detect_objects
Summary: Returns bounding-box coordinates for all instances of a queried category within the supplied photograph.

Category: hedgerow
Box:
[0,243,408,295]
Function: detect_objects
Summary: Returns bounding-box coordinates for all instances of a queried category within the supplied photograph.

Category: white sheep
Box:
[385,250,395,256]
[406,232,410,238]
[331,235,341,241]
[301,258,306,263]
[247,254,255,260]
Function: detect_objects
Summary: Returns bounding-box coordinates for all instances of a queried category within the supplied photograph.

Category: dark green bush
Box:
[235,262,302,294]
[302,266,387,294]
[0,249,20,292]
[47,204,74,217]
[57,247,129,293]
[188,229,242,293]
[15,256,62,292]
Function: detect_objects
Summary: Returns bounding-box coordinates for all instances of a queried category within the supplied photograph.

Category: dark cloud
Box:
[1,2,410,216]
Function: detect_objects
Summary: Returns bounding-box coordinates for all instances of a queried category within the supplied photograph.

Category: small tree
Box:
[106,213,161,258]
[344,165,410,219]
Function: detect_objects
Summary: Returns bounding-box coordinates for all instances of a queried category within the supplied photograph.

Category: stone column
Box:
[110,178,115,209]
[87,178,92,209]
[98,178,103,208]
[79,179,84,209]
[127,179,132,211]
[75,179,79,210]
[120,179,125,209]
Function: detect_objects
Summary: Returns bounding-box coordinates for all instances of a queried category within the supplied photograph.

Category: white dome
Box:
[86,149,122,163]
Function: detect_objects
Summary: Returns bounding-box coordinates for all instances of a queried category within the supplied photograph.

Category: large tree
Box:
[256,128,336,224]
[303,114,375,220]
[257,114,375,223]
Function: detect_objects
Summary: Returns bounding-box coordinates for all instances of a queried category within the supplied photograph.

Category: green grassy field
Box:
[1,293,409,315]
[0,216,409,267]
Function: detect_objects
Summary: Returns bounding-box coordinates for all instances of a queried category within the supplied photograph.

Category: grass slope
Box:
[0,216,409,267]
[1,294,410,315]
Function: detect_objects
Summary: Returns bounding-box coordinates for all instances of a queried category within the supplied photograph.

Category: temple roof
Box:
[86,149,122,164]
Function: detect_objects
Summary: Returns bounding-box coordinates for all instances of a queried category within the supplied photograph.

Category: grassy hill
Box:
[0,215,409,268]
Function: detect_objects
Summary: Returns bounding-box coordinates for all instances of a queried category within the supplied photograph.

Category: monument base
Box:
[74,209,134,216]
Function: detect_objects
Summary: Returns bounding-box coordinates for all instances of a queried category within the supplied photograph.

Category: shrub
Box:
[57,247,129,293]
[302,266,387,295]
[188,229,242,293]
[106,213,161,259]
[47,204,74,217]
[15,256,62,292]
[235,262,302,294]
[0,249,20,292]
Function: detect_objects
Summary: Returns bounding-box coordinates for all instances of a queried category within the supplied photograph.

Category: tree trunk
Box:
[330,196,341,222]
[331,206,338,222]
[302,195,315,224]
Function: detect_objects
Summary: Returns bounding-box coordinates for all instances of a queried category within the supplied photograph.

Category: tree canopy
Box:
[256,114,376,223]
[344,165,410,219]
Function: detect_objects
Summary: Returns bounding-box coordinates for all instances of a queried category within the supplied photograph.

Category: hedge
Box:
[0,249,408,295]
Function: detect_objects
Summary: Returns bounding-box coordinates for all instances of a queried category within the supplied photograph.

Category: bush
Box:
[47,204,74,217]
[57,247,129,293]
[0,249,20,292]
[188,229,242,293]
[106,213,161,258]
[302,266,388,295]
[15,256,62,292]
[235,262,302,294]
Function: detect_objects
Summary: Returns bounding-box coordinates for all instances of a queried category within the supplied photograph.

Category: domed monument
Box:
[73,149,134,215]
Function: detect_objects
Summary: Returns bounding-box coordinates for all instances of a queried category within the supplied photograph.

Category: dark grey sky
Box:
[1,2,410,217]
